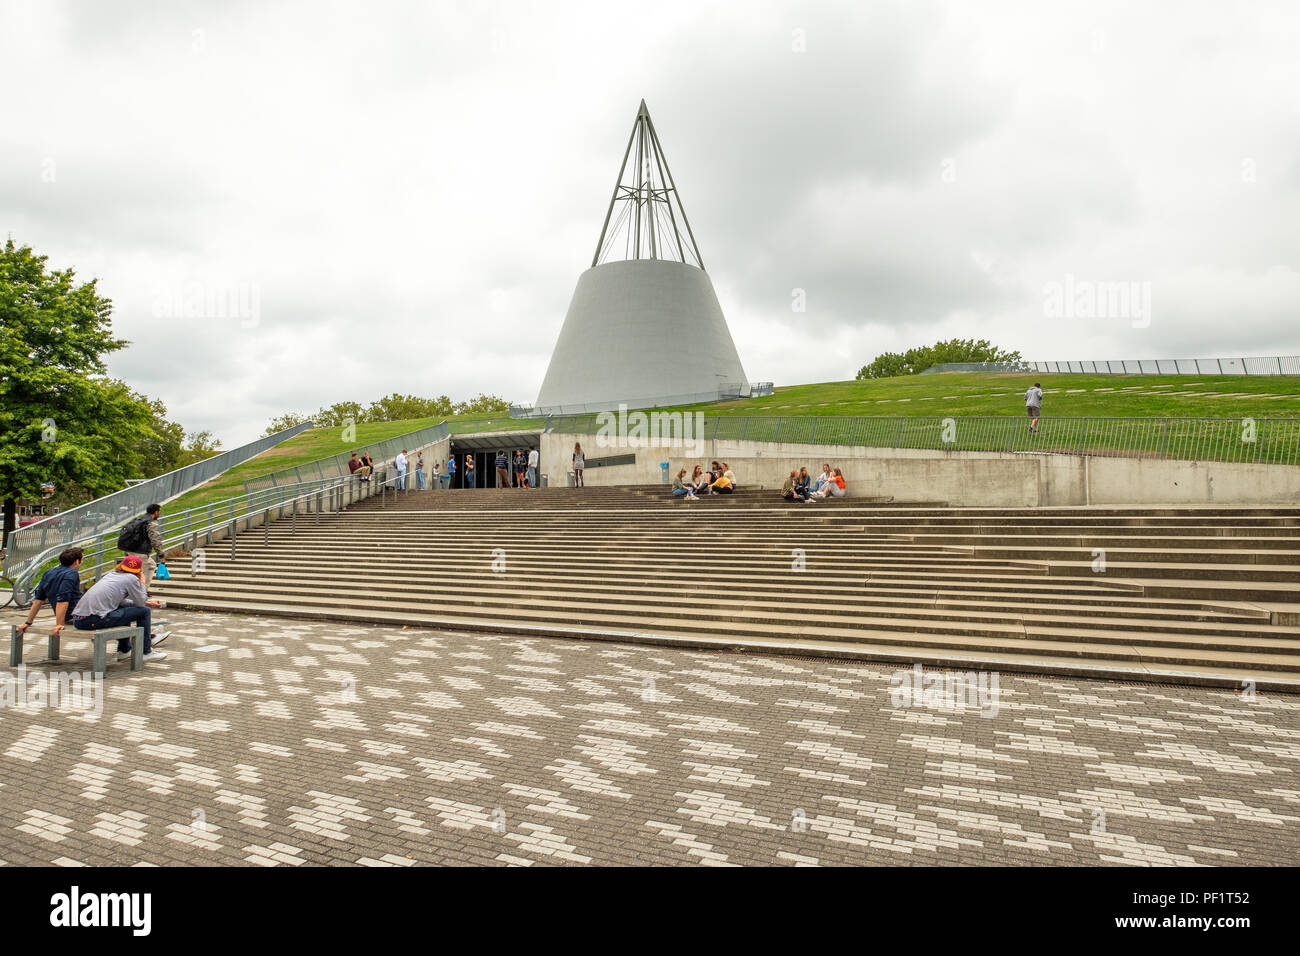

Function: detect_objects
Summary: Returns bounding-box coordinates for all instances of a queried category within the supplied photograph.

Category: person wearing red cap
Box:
[70,555,170,662]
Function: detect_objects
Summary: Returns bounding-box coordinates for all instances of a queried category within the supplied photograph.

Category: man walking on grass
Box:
[1025,382,1043,434]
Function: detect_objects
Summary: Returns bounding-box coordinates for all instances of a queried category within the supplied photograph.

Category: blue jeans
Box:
[527,467,537,487]
[466,471,476,488]
[74,606,152,654]
[416,469,426,490]
[396,471,407,490]
[672,487,693,496]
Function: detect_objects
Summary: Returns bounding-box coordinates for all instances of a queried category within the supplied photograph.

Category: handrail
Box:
[10,465,399,603]
[922,356,1300,376]
[536,415,1300,467]
[3,420,315,583]
[242,421,450,494]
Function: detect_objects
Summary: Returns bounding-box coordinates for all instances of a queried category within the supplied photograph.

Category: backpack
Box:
[117,516,151,553]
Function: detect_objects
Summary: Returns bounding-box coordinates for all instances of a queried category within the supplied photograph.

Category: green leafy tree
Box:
[263,392,510,434]
[178,430,223,468]
[454,393,511,415]
[0,239,154,543]
[856,338,1023,380]
[263,411,310,436]
[137,394,187,477]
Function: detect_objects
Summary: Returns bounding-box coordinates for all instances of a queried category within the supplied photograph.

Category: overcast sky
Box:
[4,0,1299,446]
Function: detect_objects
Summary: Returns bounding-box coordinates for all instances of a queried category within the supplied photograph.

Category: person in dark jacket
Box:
[15,547,85,640]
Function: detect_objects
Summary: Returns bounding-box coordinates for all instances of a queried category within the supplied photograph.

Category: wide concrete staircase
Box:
[155,486,1300,691]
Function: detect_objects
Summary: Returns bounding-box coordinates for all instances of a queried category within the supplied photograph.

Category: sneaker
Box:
[142,651,167,662]
[151,629,172,646]
[804,497,816,503]
[117,649,134,659]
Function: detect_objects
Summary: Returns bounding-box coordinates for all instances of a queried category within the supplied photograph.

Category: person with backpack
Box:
[118,504,166,587]
[15,547,86,641]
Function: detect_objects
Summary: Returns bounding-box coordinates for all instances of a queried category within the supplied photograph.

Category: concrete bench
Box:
[9,624,145,676]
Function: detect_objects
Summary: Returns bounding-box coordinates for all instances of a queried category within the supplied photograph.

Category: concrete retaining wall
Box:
[540,432,1300,506]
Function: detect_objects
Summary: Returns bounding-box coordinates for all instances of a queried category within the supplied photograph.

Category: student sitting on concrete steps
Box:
[783,470,815,503]
[672,468,699,499]
[811,468,847,499]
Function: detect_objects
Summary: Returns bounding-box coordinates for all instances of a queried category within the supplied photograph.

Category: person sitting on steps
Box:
[811,463,832,495]
[672,467,699,499]
[811,468,847,499]
[783,469,815,503]
[795,467,812,499]
[690,464,710,495]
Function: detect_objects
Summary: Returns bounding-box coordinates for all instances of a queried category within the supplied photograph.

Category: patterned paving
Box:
[1,608,1298,866]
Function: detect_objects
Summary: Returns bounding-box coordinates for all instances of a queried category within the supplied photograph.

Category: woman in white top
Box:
[812,463,832,494]
[572,443,585,487]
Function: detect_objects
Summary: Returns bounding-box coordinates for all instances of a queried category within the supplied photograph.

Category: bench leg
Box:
[47,633,60,662]
[130,627,145,672]
[93,635,107,677]
[8,626,22,667]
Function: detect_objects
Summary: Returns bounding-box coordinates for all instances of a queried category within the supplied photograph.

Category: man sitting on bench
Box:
[70,555,170,662]
[15,546,86,642]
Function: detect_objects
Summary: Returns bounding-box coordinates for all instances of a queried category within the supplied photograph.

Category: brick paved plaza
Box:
[1,608,1298,866]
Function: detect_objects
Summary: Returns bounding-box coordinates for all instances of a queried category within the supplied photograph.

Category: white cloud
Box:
[2,0,1297,445]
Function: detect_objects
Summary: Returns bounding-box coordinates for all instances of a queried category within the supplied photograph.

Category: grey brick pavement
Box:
[1,609,1298,866]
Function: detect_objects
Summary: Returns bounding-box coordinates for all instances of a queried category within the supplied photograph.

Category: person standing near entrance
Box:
[527,447,539,489]
[416,451,426,490]
[465,454,476,488]
[430,458,440,489]
[395,449,408,489]
[572,443,585,487]
[446,454,455,489]
[1025,382,1043,434]
[495,450,510,489]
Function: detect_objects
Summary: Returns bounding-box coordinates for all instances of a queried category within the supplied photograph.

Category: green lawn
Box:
[662,372,1300,420]
[167,373,1300,513]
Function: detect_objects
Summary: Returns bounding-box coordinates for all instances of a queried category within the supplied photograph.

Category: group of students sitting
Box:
[783,463,847,503]
[671,461,738,499]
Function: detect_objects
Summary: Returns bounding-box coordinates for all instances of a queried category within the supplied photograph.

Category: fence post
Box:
[1075,419,1088,455]
[264,509,270,546]
[229,520,237,560]
[849,418,858,447]
[893,419,903,449]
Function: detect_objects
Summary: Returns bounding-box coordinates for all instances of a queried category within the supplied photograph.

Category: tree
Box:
[454,393,511,415]
[0,239,155,543]
[179,430,223,468]
[262,392,511,434]
[856,338,1023,380]
[263,412,310,436]
[138,395,187,477]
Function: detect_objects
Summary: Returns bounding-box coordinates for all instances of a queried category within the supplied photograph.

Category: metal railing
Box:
[242,421,450,494]
[923,356,1300,376]
[2,420,314,582]
[10,462,412,604]
[542,415,1300,466]
[511,382,776,418]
